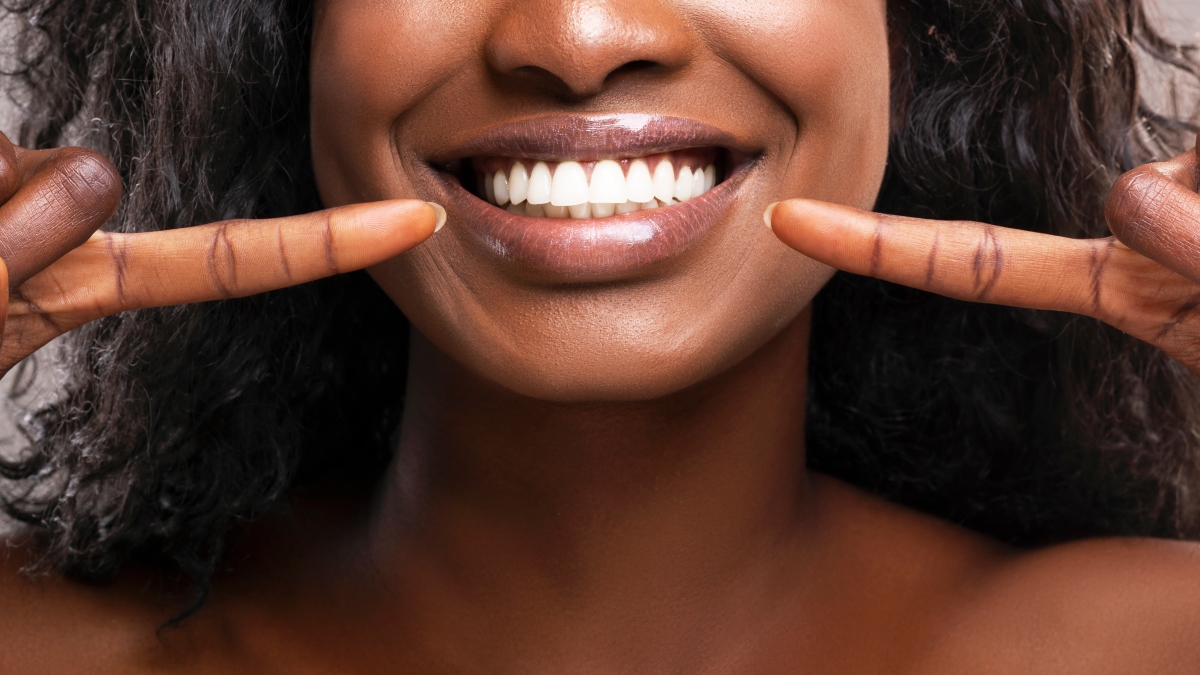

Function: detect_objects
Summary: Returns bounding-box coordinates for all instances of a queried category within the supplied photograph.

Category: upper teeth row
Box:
[483,158,717,214]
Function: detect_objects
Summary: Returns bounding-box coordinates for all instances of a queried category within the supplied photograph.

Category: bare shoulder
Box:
[0,495,373,674]
[0,534,228,674]
[811,476,1200,674]
[919,534,1200,674]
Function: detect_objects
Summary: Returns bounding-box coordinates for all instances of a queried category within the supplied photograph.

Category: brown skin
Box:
[2,0,1200,673]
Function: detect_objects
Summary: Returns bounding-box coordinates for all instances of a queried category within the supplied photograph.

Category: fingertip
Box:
[427,201,447,232]
[766,199,886,261]
[351,198,438,235]
[763,202,779,230]
[767,199,855,231]
[323,200,432,267]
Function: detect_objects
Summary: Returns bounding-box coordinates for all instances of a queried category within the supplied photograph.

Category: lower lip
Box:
[433,165,751,281]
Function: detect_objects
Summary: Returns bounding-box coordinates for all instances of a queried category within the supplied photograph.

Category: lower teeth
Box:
[506,198,678,218]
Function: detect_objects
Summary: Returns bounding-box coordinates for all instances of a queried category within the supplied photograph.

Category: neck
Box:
[367,309,817,663]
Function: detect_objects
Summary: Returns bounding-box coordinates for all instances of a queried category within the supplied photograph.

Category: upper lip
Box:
[428,114,757,165]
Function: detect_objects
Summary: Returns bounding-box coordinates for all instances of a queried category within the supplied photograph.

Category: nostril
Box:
[508,60,664,101]
[509,65,582,100]
[485,1,694,101]
[606,60,660,82]
[512,65,561,84]
[510,60,663,101]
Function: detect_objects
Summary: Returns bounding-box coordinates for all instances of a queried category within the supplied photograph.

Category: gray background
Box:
[0,1,1195,443]
[1164,0,1200,29]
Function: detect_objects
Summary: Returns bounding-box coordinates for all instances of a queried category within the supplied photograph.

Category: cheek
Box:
[705,0,891,208]
[309,1,480,206]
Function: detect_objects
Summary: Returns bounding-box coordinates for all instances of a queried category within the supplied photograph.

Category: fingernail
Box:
[427,202,447,232]
[763,202,779,230]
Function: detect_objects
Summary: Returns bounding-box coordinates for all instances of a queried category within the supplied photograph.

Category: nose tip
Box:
[486,0,693,100]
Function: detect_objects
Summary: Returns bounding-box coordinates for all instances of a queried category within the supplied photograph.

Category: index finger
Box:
[14,199,444,327]
[765,199,1107,315]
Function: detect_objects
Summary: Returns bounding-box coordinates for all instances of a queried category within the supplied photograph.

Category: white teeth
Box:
[484,158,720,219]
[653,159,676,204]
[508,163,529,205]
[690,168,705,199]
[591,202,616,218]
[588,159,627,204]
[528,161,552,205]
[674,166,694,202]
[485,173,496,204]
[493,171,510,206]
[550,161,589,207]
[625,159,654,203]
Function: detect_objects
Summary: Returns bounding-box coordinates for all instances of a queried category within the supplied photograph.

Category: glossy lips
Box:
[429,115,755,281]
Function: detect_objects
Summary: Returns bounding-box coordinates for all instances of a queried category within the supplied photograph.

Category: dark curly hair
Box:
[0,0,1197,619]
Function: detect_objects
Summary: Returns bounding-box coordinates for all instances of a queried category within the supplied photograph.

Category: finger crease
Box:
[276,223,293,283]
[1157,293,1200,340]
[925,225,940,286]
[973,224,1004,300]
[322,212,339,276]
[1088,239,1115,313]
[104,233,129,305]
[869,215,885,278]
[209,223,237,298]
[11,286,63,333]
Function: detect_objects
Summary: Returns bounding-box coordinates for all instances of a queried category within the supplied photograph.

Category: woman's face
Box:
[310,0,890,401]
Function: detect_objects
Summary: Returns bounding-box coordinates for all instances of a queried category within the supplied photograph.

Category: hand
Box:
[0,131,443,377]
[765,134,1200,376]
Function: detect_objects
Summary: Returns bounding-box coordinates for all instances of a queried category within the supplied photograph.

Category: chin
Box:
[386,248,831,403]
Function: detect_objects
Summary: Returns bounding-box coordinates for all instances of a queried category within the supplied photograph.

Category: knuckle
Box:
[48,148,123,222]
[1105,166,1167,244]
[321,211,339,275]
[275,221,294,282]
[968,224,1003,300]
[104,233,130,305]
[207,222,238,298]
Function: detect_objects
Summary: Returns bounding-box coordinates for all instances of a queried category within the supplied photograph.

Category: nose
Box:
[486,0,694,100]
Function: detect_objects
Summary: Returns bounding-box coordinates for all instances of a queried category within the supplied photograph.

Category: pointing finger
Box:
[765,199,1107,315]
[766,196,1200,376]
[12,199,444,331]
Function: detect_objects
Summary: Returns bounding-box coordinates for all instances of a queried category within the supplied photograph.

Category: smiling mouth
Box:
[422,115,758,280]
[463,149,728,219]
